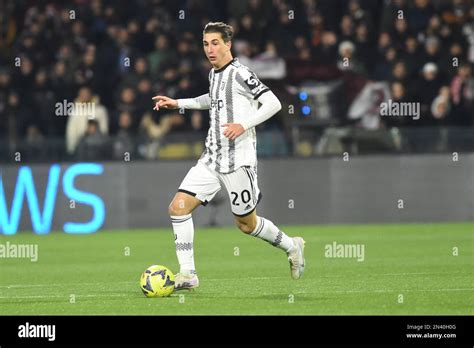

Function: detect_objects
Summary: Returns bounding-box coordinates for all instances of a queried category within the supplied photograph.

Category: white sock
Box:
[250,216,295,253]
[170,214,196,274]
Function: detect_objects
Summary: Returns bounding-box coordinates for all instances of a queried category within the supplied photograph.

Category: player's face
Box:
[203,33,231,68]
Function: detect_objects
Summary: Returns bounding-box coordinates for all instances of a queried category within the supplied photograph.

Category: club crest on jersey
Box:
[211,99,224,110]
[220,80,226,91]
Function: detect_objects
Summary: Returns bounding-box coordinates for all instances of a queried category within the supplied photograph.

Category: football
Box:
[140,265,175,297]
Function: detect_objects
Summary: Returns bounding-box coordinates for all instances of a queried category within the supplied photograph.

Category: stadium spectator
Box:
[51,61,75,106]
[147,34,174,75]
[116,87,140,118]
[373,47,397,81]
[32,69,56,135]
[376,32,393,57]
[120,57,149,90]
[237,41,286,79]
[450,63,474,126]
[401,36,423,78]
[380,0,408,33]
[384,81,410,128]
[269,11,298,58]
[313,31,338,66]
[416,62,444,125]
[441,42,465,79]
[139,112,173,159]
[308,11,324,49]
[391,18,409,50]
[408,0,435,34]
[14,55,35,101]
[23,124,47,162]
[0,68,14,141]
[66,86,109,155]
[337,40,367,76]
[4,91,33,152]
[391,61,409,84]
[112,111,135,160]
[339,15,355,42]
[76,119,110,161]
[421,36,443,67]
[354,22,374,69]
[346,0,373,28]
[74,45,104,93]
[431,86,451,122]
[135,78,155,122]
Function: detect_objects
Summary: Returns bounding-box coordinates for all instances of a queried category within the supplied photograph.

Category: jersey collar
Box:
[214,58,237,74]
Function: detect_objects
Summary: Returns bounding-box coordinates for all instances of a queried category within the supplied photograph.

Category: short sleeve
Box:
[236,68,270,100]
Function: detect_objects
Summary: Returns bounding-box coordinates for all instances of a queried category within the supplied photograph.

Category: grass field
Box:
[0,223,472,315]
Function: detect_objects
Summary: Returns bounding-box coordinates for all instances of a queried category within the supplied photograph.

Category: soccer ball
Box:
[140,265,175,297]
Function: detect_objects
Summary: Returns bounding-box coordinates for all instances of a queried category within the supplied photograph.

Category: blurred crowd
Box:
[0,0,473,161]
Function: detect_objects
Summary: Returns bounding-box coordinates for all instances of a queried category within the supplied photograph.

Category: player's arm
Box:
[239,91,281,130]
[152,94,210,111]
[222,68,281,140]
[177,94,211,110]
[222,91,281,140]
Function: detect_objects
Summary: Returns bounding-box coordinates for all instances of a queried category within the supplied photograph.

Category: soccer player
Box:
[152,22,305,290]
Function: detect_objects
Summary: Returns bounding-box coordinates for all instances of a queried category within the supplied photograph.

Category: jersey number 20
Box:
[231,190,251,206]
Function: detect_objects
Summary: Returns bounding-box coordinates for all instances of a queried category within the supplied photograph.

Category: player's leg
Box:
[168,191,201,274]
[223,166,305,279]
[234,209,305,279]
[169,162,221,290]
[169,191,202,216]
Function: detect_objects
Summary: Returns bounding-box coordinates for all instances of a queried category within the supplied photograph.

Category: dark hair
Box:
[203,22,233,42]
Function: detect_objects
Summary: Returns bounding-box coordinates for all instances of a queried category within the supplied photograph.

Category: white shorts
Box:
[178,161,262,216]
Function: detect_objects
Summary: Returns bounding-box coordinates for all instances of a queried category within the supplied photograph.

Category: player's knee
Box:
[168,201,188,216]
[168,203,177,216]
[235,219,256,234]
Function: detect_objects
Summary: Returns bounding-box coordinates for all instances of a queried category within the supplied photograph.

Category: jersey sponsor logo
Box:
[245,75,260,88]
[245,74,266,96]
[210,99,224,110]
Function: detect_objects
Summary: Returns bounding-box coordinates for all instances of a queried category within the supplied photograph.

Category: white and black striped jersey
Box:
[198,58,270,174]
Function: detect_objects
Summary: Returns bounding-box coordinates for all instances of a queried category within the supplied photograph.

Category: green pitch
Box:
[1,223,472,315]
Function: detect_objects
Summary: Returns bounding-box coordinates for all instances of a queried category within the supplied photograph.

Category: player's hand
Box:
[221,123,245,140]
[152,95,178,111]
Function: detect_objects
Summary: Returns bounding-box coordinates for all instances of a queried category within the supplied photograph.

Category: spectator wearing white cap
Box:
[337,40,367,76]
[415,62,443,125]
